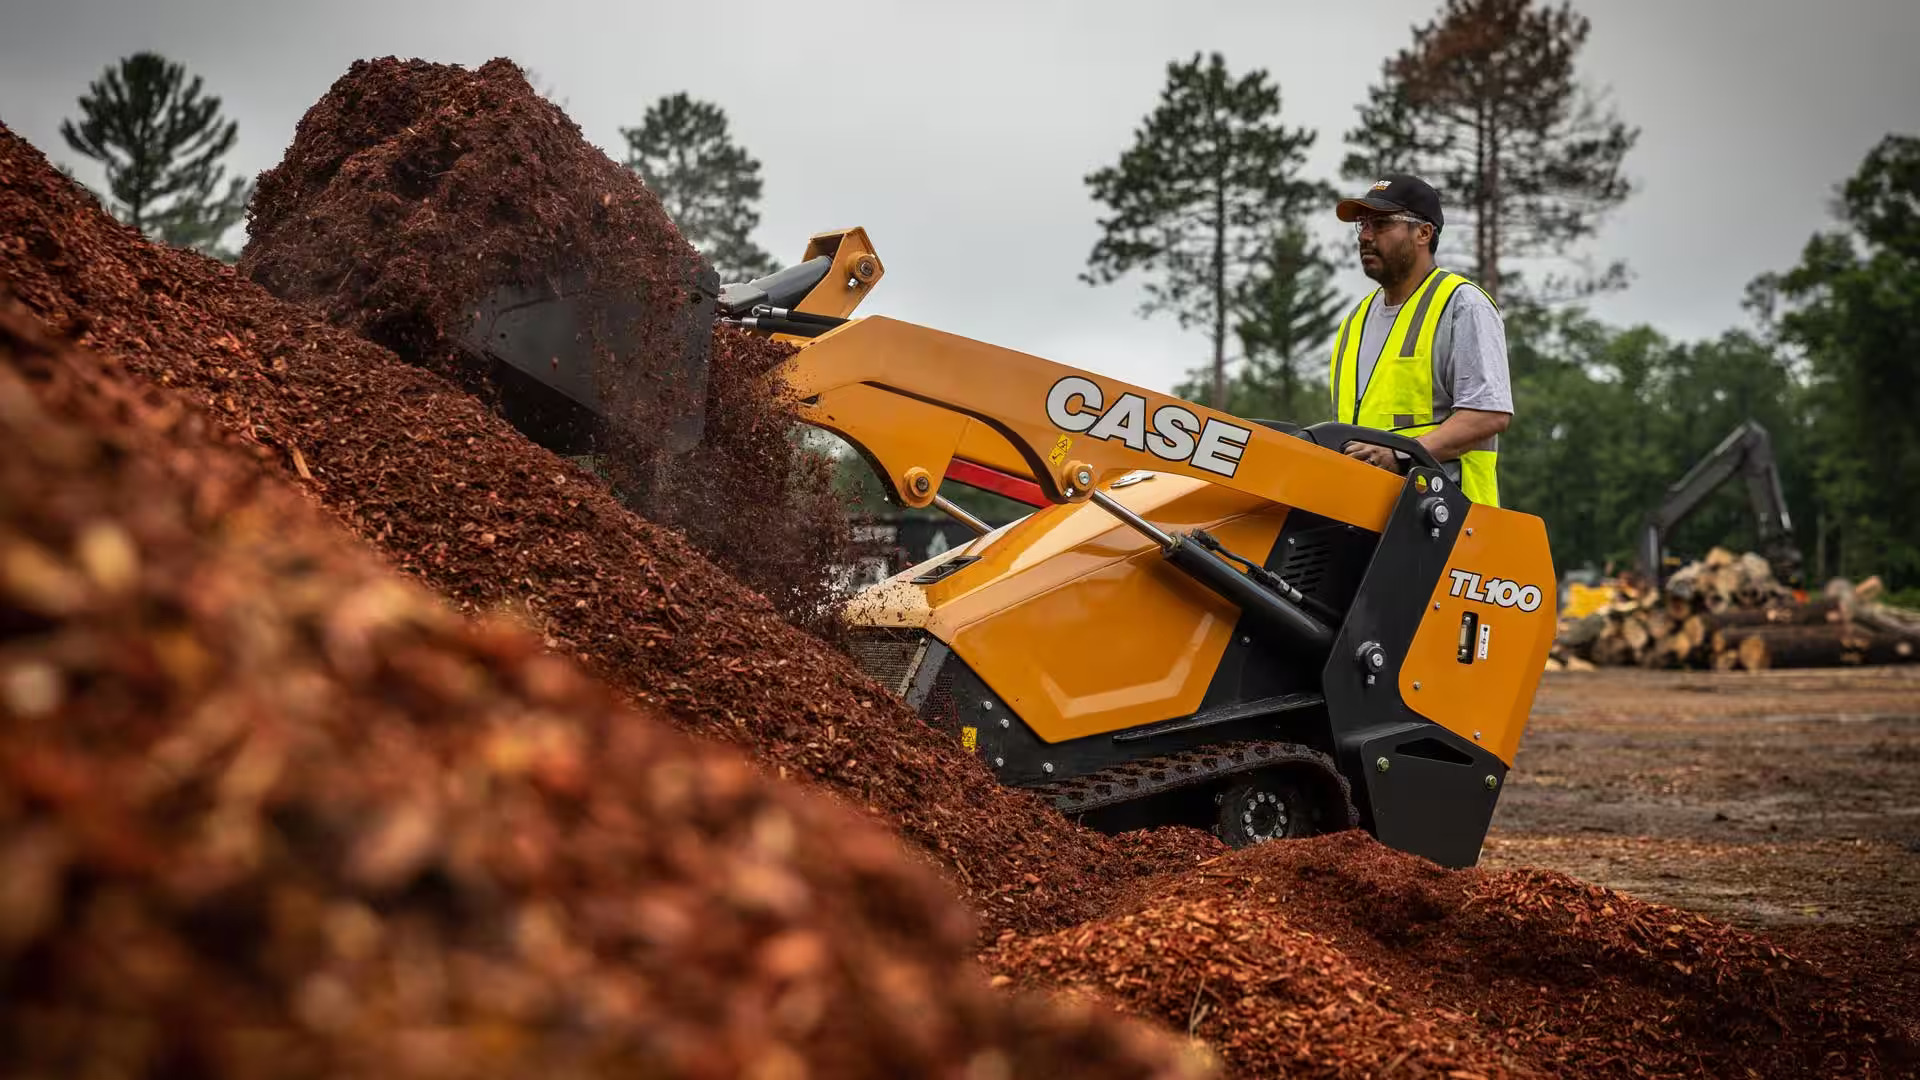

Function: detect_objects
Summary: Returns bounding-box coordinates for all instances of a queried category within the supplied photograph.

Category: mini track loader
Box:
[459,228,1558,868]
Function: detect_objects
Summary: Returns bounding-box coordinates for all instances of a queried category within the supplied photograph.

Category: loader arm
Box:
[771,315,1413,529]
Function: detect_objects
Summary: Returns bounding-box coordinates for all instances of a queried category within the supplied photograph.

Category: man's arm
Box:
[1344,407,1507,470]
[1416,406,1509,462]
[1420,287,1512,461]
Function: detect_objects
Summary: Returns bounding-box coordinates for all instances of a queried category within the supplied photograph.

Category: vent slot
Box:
[1276,534,1334,595]
[1393,736,1475,767]
[912,555,980,585]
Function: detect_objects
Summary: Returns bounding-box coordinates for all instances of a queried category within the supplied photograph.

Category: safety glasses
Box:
[1351,213,1428,237]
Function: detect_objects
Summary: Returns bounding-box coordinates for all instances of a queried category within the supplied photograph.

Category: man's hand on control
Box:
[1343,442,1401,471]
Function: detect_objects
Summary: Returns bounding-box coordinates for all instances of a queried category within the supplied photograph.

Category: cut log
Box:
[1666,561,1706,600]
[1724,624,1876,670]
[1708,598,1844,628]
[1857,603,1920,637]
[1592,633,1634,667]
[1857,632,1920,665]
[1558,613,1609,649]
[1621,615,1652,653]
[1644,632,1694,669]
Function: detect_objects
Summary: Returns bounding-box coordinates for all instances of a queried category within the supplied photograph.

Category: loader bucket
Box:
[454,259,720,458]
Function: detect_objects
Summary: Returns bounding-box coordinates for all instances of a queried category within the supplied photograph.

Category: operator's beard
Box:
[1362,245,1418,288]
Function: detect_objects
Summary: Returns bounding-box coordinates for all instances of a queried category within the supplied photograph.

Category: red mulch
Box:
[234,56,862,631]
[0,299,1212,1079]
[987,831,1918,1079]
[0,121,1221,942]
[988,892,1538,1079]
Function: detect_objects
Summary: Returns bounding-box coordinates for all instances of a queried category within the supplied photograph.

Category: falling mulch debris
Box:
[0,299,1216,1080]
[234,55,865,632]
[0,121,1221,942]
[989,831,1917,1080]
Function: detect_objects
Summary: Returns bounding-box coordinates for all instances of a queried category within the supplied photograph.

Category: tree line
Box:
[52,3,1920,594]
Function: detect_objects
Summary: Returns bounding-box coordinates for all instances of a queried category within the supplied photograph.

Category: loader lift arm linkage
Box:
[1635,420,1803,589]
[772,314,1452,658]
[733,230,1559,870]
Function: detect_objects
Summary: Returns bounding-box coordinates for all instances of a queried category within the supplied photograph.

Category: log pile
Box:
[1548,548,1920,672]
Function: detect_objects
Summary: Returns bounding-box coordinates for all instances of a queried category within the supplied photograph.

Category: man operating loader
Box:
[1328,174,1512,507]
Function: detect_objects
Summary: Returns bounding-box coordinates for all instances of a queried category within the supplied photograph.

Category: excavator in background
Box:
[1635,420,1804,591]
[460,228,1558,868]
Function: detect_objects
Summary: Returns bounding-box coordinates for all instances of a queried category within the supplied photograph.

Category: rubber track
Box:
[1027,739,1362,828]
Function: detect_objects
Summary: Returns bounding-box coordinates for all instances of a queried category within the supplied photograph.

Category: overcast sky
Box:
[4,0,1916,395]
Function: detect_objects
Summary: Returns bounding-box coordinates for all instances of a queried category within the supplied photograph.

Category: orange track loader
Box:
[464,228,1558,866]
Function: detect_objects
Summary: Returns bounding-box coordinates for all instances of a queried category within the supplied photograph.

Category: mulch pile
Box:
[0,301,1212,1079]
[987,832,1917,1079]
[234,56,862,631]
[0,121,1219,942]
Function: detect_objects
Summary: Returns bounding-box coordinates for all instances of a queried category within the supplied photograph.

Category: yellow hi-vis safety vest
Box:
[1328,267,1500,507]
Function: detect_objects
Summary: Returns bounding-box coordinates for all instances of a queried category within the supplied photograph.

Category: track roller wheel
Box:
[1213,769,1317,849]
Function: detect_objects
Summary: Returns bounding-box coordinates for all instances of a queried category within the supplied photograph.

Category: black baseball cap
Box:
[1336,173,1444,233]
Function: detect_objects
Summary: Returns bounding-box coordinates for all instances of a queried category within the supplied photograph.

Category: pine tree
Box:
[1230,223,1344,421]
[1173,225,1342,421]
[60,52,253,262]
[1342,0,1638,306]
[1083,52,1332,410]
[622,93,780,284]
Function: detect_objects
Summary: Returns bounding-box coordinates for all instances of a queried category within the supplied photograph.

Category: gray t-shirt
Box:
[1350,279,1512,480]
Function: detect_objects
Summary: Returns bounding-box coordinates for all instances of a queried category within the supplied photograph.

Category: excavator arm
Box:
[1635,420,1803,587]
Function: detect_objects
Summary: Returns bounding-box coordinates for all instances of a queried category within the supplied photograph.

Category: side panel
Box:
[848,473,1289,744]
[1398,502,1559,766]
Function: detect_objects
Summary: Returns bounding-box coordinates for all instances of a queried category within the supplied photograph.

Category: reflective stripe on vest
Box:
[1328,269,1500,507]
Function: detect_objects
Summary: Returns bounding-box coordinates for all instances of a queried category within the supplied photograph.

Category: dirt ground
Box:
[1484,664,1920,1038]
